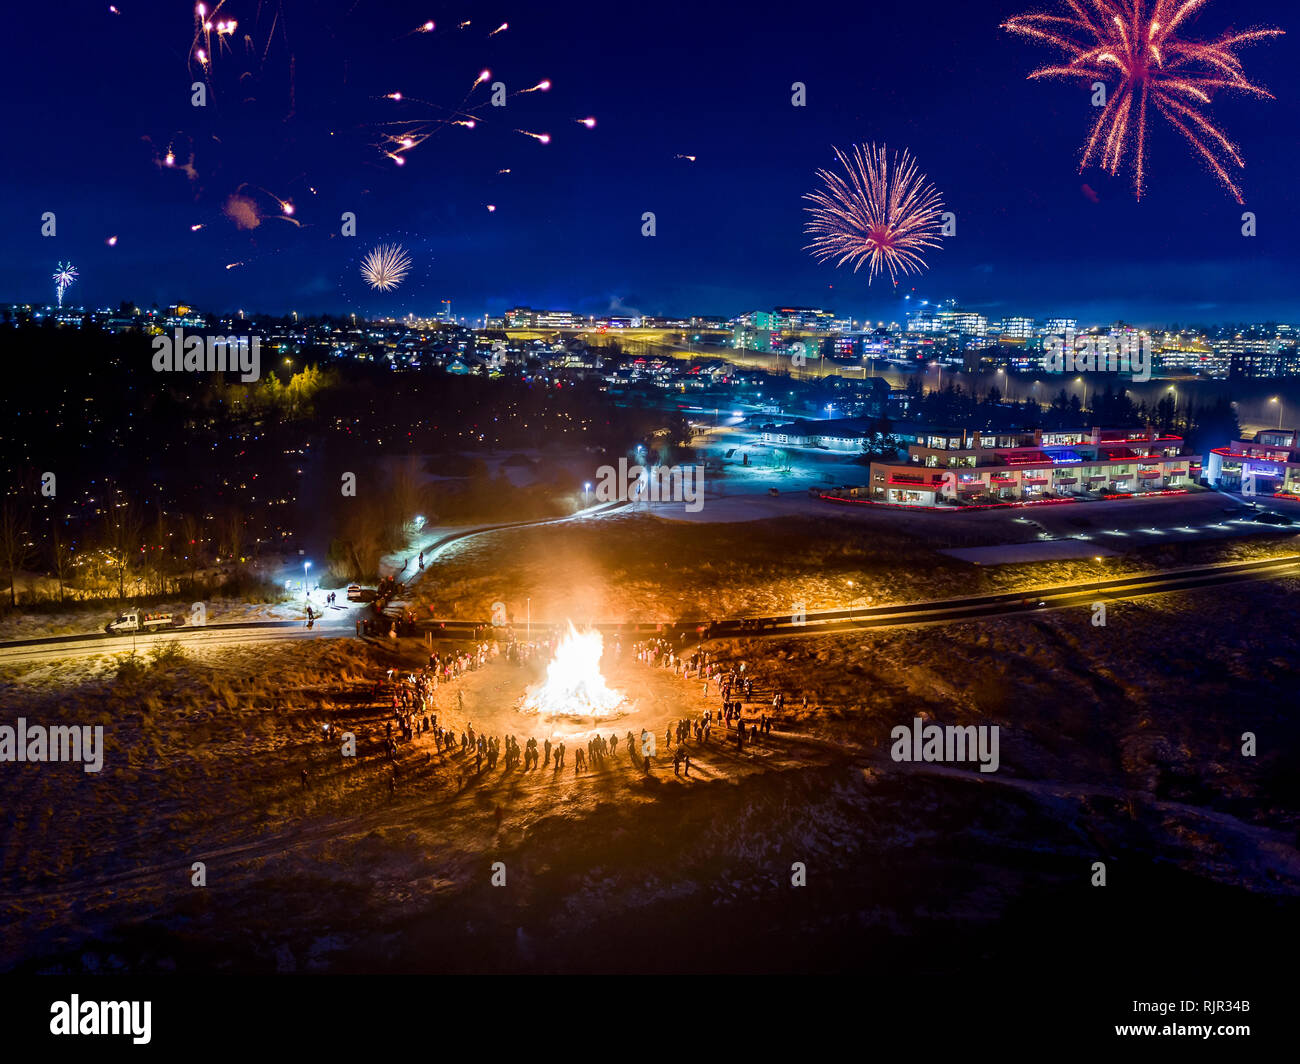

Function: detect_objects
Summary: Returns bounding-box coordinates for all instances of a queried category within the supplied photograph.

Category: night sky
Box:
[3,0,1298,324]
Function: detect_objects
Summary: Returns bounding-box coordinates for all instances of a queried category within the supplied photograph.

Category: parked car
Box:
[347,584,378,602]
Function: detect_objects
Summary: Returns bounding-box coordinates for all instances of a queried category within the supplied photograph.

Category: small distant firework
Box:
[803,143,945,286]
[577,117,596,128]
[106,236,118,246]
[486,204,496,212]
[52,262,78,307]
[516,130,551,144]
[674,154,696,162]
[489,22,508,37]
[361,243,413,291]
[1003,0,1284,202]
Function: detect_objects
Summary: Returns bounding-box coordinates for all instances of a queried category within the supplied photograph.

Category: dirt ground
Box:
[2,572,1298,973]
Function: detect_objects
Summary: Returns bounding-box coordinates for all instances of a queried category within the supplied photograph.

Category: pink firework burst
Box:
[1003,0,1284,202]
[803,144,945,286]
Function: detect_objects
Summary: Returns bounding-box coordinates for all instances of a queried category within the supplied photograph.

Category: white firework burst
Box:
[360,243,413,291]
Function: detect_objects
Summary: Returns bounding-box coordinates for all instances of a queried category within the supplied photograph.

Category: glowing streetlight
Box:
[1270,396,1284,429]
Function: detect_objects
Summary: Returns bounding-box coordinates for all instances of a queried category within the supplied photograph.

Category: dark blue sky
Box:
[3,0,1298,324]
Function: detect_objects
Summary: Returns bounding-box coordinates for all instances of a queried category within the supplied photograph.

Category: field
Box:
[2,562,1297,973]
[409,508,1300,624]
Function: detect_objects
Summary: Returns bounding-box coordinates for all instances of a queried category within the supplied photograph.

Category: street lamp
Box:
[583,482,591,506]
[1270,396,1283,429]
[995,366,1013,401]
[303,561,311,607]
[1075,376,1087,410]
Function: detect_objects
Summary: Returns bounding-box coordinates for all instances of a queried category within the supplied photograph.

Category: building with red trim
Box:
[868,427,1195,505]
[1204,428,1300,495]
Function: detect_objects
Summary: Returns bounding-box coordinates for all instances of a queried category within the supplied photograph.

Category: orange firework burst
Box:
[1003,0,1283,202]
[803,144,945,286]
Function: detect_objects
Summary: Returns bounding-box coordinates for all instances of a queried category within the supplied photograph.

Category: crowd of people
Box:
[632,637,784,752]
[307,619,804,805]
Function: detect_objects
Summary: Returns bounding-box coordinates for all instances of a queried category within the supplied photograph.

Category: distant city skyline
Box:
[11,295,1300,334]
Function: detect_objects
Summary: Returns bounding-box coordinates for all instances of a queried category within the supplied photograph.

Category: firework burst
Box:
[52,262,78,307]
[1003,0,1284,202]
[803,144,945,286]
[360,243,413,291]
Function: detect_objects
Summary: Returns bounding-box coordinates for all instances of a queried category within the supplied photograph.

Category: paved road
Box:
[3,552,1297,665]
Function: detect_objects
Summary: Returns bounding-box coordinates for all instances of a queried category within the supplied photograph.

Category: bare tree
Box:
[180,512,206,589]
[219,509,246,566]
[0,502,35,608]
[51,520,75,603]
[103,499,143,601]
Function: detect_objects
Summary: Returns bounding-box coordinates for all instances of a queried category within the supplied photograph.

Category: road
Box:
[3,548,1297,665]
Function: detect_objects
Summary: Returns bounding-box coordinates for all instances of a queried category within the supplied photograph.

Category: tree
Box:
[0,503,35,608]
[102,498,143,601]
[179,512,206,589]
[218,509,246,565]
[51,521,75,604]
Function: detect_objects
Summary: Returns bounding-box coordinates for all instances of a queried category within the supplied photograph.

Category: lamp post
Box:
[303,561,311,608]
[1270,396,1283,429]
[1076,376,1087,410]
[995,366,1017,401]
[584,482,591,507]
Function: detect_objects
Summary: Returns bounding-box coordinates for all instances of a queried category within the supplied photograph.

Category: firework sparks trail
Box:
[52,262,78,308]
[1003,0,1284,202]
[803,144,945,286]
[374,23,564,164]
[360,243,413,291]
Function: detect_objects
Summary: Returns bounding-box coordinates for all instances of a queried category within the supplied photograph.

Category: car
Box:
[347,584,377,602]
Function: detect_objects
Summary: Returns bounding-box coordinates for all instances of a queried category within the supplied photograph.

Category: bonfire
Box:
[522,623,624,717]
